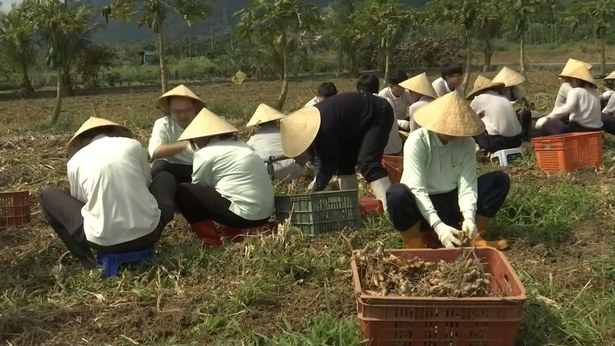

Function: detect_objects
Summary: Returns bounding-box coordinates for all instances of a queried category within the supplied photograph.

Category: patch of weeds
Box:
[231,277,274,308]
[192,315,234,336]
[245,313,364,346]
[493,175,596,245]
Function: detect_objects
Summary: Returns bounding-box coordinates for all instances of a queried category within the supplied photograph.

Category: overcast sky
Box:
[0,0,21,12]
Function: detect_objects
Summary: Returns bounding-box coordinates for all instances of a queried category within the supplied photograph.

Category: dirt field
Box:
[1,72,615,345]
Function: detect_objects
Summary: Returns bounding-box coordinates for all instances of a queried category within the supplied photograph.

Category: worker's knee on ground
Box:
[491,170,511,194]
[151,160,171,177]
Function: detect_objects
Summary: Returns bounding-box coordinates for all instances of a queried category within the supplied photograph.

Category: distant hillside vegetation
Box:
[88,0,427,44]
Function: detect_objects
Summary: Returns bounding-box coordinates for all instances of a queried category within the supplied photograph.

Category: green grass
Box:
[2,74,615,345]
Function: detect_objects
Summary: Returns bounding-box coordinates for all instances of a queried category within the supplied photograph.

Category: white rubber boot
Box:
[339,174,358,190]
[370,177,391,211]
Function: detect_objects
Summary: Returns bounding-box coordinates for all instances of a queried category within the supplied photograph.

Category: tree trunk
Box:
[483,39,493,72]
[51,68,63,125]
[157,28,169,93]
[520,34,526,74]
[601,31,607,74]
[348,51,360,78]
[384,44,391,84]
[188,28,192,61]
[63,65,73,96]
[462,33,471,93]
[276,33,289,110]
[21,63,33,98]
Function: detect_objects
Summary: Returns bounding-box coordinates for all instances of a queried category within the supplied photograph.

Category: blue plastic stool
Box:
[96,248,153,278]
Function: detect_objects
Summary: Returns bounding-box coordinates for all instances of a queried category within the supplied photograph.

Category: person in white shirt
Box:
[378,70,416,131]
[492,66,532,141]
[358,74,403,155]
[304,82,338,107]
[174,109,275,247]
[553,58,592,109]
[399,72,437,132]
[246,104,304,181]
[432,63,464,97]
[149,84,206,183]
[386,92,510,250]
[537,65,603,135]
[39,118,176,268]
[467,75,522,153]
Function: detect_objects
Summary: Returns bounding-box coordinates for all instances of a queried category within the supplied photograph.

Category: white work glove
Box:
[462,219,478,241]
[397,119,410,131]
[433,222,463,249]
[535,116,549,129]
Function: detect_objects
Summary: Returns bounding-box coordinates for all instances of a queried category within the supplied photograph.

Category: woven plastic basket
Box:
[382,155,403,184]
[274,190,360,235]
[0,191,31,228]
[532,131,603,172]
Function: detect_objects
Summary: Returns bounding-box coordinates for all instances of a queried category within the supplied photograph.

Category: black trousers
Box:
[386,171,510,231]
[543,119,602,136]
[601,114,615,135]
[517,109,532,141]
[152,160,193,184]
[40,172,177,265]
[474,132,522,153]
[175,183,270,227]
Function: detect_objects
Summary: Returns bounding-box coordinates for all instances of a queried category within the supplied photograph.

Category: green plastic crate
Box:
[274,190,360,235]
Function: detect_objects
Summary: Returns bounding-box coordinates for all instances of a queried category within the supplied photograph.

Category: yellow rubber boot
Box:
[399,223,425,249]
[472,215,509,250]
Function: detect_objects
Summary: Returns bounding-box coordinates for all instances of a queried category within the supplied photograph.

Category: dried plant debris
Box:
[357,242,496,298]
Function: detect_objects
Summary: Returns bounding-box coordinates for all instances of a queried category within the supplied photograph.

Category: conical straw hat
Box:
[561,58,592,75]
[466,75,505,99]
[246,103,285,127]
[178,108,238,142]
[604,71,615,80]
[280,106,321,158]
[415,91,485,137]
[492,67,526,87]
[155,84,206,115]
[399,73,437,99]
[560,65,597,88]
[67,117,133,159]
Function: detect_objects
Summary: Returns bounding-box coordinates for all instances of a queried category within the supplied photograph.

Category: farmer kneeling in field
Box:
[536,65,603,135]
[492,66,533,141]
[467,76,522,153]
[304,82,338,107]
[280,92,393,210]
[386,92,510,250]
[399,72,437,132]
[174,109,274,247]
[432,62,464,97]
[40,118,177,268]
[149,85,206,183]
[246,104,304,181]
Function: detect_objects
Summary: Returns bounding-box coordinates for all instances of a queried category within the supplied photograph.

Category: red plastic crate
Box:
[382,155,403,184]
[351,248,527,346]
[0,191,31,228]
[532,131,603,172]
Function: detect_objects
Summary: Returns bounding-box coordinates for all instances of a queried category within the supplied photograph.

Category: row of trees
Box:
[1,0,615,122]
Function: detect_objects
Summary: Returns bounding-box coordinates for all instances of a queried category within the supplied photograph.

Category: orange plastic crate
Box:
[0,191,31,228]
[532,131,603,172]
[382,155,403,184]
[351,248,527,346]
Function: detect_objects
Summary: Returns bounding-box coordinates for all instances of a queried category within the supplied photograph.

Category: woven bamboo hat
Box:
[561,58,592,75]
[246,104,285,127]
[415,91,485,137]
[67,117,133,159]
[604,71,615,80]
[466,75,505,100]
[178,108,238,142]
[560,65,597,88]
[399,73,438,99]
[279,106,321,158]
[155,84,206,115]
[492,67,526,87]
